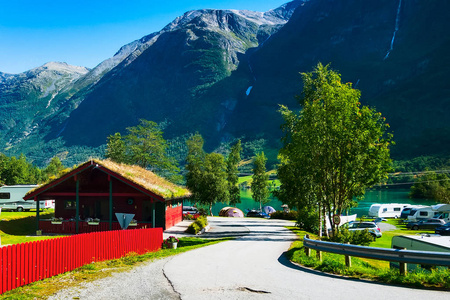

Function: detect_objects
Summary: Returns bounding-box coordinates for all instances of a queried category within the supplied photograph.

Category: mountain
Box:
[229,0,450,159]
[49,2,303,148]
[0,62,88,151]
[1,0,449,167]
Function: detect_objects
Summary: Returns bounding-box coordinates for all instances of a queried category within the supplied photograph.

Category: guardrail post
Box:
[316,250,322,262]
[304,235,311,257]
[399,248,407,275]
[345,242,351,268]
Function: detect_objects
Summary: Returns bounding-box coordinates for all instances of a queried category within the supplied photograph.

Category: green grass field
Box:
[287,220,450,290]
[0,210,63,245]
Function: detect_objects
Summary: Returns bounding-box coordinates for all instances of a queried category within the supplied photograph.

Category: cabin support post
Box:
[35,196,40,232]
[75,176,80,234]
[152,202,155,228]
[109,177,113,230]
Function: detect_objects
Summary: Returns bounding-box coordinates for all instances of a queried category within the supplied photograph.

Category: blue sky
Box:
[1,0,289,74]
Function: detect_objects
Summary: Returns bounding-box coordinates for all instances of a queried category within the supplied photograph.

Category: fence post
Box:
[345,242,351,268]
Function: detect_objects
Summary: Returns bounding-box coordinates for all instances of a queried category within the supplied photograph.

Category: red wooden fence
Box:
[0,228,163,294]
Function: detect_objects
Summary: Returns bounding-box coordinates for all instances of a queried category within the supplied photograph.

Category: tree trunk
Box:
[318,204,323,237]
[209,204,213,216]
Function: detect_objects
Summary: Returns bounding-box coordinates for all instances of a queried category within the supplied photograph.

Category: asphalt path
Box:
[49,217,449,299]
[164,217,449,300]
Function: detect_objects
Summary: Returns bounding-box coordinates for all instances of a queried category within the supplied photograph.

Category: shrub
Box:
[183,213,200,220]
[327,227,374,246]
[296,208,319,233]
[270,210,299,220]
[186,222,201,234]
[186,216,208,234]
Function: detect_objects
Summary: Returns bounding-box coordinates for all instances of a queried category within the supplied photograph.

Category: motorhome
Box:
[0,185,49,212]
[368,203,410,218]
[400,205,425,219]
[407,206,436,222]
[431,204,450,223]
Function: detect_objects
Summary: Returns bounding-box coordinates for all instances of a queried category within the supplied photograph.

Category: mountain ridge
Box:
[1,0,449,167]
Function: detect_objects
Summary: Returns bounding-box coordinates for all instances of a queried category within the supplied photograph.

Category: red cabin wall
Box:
[165,199,182,230]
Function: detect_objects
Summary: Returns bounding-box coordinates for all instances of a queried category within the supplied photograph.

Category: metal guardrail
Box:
[303,235,450,267]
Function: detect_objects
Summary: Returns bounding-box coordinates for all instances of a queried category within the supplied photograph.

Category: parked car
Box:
[246,210,270,218]
[347,221,382,238]
[406,219,446,230]
[182,206,199,215]
[434,222,450,235]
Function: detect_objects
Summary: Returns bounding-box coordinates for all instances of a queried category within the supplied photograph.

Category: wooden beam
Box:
[75,178,79,234]
[109,180,113,230]
[40,192,145,197]
[35,196,40,232]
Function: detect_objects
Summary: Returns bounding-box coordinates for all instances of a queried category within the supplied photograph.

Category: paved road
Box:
[49,217,448,299]
[164,217,449,300]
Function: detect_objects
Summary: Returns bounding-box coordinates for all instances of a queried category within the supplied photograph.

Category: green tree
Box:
[185,134,206,202]
[252,152,270,211]
[185,134,229,215]
[43,156,67,179]
[0,153,42,185]
[410,172,450,203]
[105,119,179,181]
[278,63,392,234]
[105,132,127,163]
[227,140,242,206]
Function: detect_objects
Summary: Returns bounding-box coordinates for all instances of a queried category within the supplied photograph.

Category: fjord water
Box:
[192,188,437,217]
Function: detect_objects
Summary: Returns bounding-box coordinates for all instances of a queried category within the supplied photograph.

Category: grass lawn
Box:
[0,210,64,245]
[0,237,231,300]
[286,221,450,290]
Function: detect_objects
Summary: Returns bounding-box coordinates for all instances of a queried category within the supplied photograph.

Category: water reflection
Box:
[185,188,437,217]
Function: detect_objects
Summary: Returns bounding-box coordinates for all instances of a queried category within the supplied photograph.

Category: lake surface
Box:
[186,188,437,217]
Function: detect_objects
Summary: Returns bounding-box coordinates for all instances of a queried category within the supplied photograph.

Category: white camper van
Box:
[368,203,410,218]
[0,185,46,212]
[407,206,436,222]
[431,204,450,223]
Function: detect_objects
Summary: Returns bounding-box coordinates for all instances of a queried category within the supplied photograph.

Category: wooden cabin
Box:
[24,159,191,234]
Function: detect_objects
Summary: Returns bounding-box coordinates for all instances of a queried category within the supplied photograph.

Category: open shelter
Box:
[24,159,191,234]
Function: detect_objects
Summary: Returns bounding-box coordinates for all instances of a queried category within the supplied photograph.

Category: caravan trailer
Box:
[0,185,46,212]
[407,206,436,222]
[431,204,450,223]
[368,203,410,218]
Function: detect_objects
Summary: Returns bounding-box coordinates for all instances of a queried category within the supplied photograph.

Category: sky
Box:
[0,0,289,74]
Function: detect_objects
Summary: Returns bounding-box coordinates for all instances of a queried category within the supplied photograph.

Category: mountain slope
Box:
[52,4,302,147]
[1,0,449,167]
[0,62,88,150]
[223,0,450,158]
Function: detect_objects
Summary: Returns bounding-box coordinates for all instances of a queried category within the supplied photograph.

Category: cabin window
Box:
[65,200,76,210]
[419,211,428,216]
[383,208,388,212]
[0,192,10,199]
[394,208,401,211]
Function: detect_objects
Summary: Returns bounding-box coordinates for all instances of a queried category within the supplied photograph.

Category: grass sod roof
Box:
[26,159,191,200]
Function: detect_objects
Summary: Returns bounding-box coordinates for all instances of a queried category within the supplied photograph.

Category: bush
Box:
[183,213,200,220]
[186,222,201,234]
[186,216,208,234]
[296,208,319,233]
[270,210,298,220]
[327,227,374,246]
